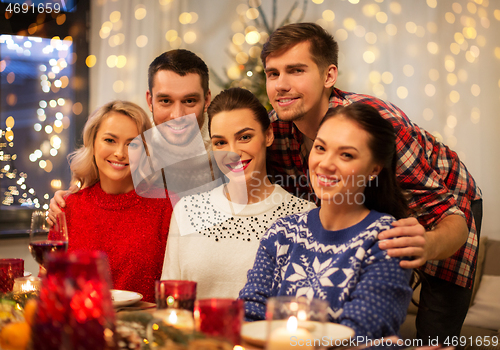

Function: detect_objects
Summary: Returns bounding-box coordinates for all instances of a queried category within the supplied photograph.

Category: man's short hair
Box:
[261,22,339,72]
[148,49,209,95]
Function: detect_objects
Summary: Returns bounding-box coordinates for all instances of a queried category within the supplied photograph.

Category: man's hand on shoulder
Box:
[378,214,468,269]
[47,185,78,225]
[378,217,429,269]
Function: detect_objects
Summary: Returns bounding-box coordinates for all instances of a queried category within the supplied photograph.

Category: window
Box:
[0,0,88,234]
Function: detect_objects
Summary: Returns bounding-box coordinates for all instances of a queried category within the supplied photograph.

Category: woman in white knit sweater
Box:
[161,88,316,299]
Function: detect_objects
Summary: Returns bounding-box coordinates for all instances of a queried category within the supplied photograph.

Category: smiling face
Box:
[210,108,274,187]
[265,41,337,124]
[146,70,211,146]
[93,112,141,194]
[309,115,382,206]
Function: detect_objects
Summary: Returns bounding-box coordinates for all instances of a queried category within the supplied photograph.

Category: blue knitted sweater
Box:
[239,208,413,339]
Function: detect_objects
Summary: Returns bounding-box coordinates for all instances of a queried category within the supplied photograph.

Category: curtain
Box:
[89,0,499,238]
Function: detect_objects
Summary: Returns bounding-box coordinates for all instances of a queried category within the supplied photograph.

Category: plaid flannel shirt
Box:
[268,87,482,288]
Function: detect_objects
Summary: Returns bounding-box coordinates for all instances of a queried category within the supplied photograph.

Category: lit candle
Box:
[12,276,41,293]
[268,316,315,350]
[153,309,194,331]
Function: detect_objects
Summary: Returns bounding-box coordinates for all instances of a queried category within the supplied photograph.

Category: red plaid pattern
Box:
[268,88,482,288]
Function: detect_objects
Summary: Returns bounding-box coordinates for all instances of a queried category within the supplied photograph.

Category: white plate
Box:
[110,289,143,307]
[241,320,355,347]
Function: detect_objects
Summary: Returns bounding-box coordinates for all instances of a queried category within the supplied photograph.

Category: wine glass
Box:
[29,211,68,275]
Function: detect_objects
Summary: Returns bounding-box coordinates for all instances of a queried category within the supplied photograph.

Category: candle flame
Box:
[168,310,178,324]
[297,310,307,321]
[286,316,298,332]
[21,280,34,293]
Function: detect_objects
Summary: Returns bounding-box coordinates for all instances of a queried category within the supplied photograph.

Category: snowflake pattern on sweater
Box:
[239,208,413,339]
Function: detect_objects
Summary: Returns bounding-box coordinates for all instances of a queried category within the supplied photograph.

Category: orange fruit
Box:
[23,299,37,326]
[0,321,31,350]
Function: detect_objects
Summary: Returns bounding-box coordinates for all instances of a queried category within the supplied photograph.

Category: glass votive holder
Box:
[155,280,197,311]
[12,276,42,294]
[194,298,244,346]
[153,309,195,331]
[147,308,195,349]
[0,258,24,293]
[265,296,328,350]
[30,251,116,350]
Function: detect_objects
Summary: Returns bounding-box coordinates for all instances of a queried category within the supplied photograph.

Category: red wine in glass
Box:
[29,240,69,267]
[30,211,69,273]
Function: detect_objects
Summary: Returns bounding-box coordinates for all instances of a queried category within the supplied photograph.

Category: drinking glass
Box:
[146,280,197,349]
[155,280,197,311]
[29,211,68,273]
[194,298,244,346]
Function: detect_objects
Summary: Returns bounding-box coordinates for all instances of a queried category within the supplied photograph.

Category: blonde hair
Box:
[68,100,153,190]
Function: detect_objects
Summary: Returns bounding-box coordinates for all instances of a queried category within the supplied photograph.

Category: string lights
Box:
[0,34,73,207]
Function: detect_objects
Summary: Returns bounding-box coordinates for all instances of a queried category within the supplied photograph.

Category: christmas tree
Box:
[211,0,308,109]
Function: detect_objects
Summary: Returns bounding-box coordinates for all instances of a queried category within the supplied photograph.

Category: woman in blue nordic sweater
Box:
[239,103,413,339]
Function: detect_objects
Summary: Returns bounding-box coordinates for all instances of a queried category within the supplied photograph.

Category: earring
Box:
[369,175,376,181]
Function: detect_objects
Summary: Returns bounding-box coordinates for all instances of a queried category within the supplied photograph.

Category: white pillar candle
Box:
[267,316,315,350]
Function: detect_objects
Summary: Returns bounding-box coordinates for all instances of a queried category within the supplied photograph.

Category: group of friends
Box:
[48,23,482,342]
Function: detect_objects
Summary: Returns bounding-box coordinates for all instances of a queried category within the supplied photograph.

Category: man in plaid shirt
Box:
[262,22,482,344]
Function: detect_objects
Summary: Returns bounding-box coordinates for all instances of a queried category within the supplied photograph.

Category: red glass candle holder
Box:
[30,251,116,350]
[194,298,244,345]
[155,280,197,311]
[0,258,24,293]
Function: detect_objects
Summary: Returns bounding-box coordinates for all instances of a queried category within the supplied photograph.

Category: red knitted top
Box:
[61,182,173,302]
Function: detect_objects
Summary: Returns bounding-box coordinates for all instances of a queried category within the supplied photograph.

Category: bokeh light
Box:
[375,12,388,24]
[427,0,437,8]
[246,8,259,20]
[471,107,480,124]
[86,55,97,68]
[389,2,401,14]
[136,35,148,48]
[343,18,356,31]
[397,86,408,99]
[423,108,434,121]
[165,30,178,42]
[425,84,436,97]
[381,72,393,84]
[363,50,376,64]
[449,90,460,103]
[322,10,335,21]
[385,24,397,36]
[184,32,197,44]
[369,71,381,84]
[471,84,480,97]
[113,80,124,93]
[427,42,439,54]
[135,5,147,20]
[447,73,458,86]
[403,64,414,77]
[110,11,121,23]
[232,33,245,46]
[335,29,348,41]
[447,115,458,128]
